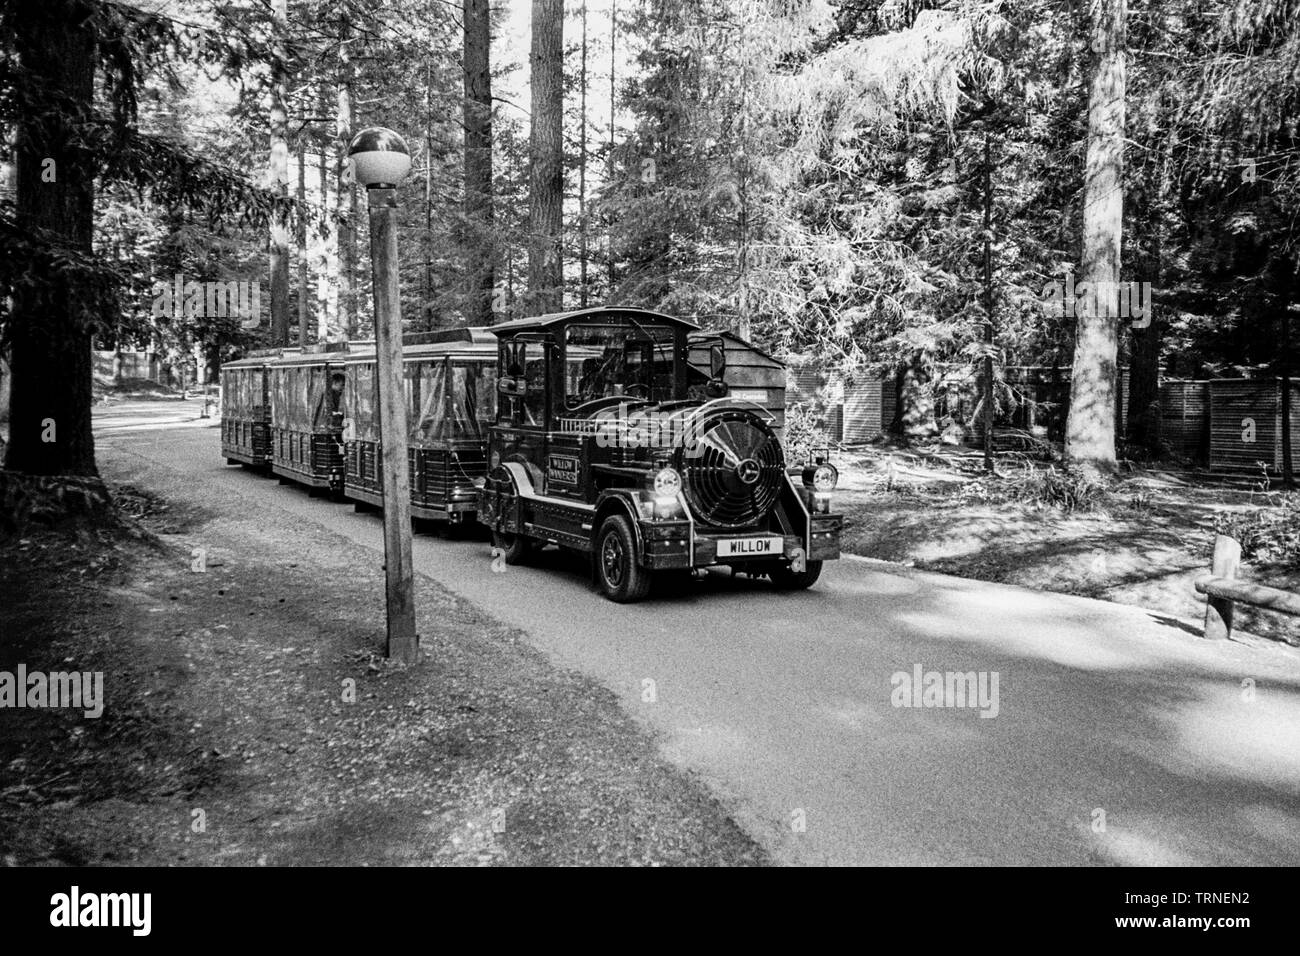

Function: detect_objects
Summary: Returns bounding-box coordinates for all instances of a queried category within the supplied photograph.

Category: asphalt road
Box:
[96,403,1300,866]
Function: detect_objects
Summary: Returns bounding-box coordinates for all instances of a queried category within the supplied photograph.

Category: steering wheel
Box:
[623,382,651,398]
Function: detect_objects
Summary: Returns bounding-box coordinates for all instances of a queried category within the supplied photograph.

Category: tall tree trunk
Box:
[1065,0,1126,476]
[268,0,290,346]
[318,149,332,341]
[5,4,97,476]
[578,0,589,308]
[463,0,495,324]
[1281,264,1295,487]
[527,0,564,314]
[982,133,996,472]
[424,59,434,330]
[296,140,309,346]
[1127,121,1170,455]
[337,14,358,339]
[901,352,938,443]
[607,0,617,297]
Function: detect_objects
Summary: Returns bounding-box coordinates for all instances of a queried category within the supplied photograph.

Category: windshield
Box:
[563,322,675,408]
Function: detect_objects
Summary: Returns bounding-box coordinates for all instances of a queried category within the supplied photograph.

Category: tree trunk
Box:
[578,0,589,308]
[982,133,996,472]
[5,6,97,476]
[268,0,290,346]
[527,0,564,314]
[464,0,495,325]
[337,15,358,339]
[1065,0,1126,476]
[608,0,617,298]
[1127,140,1165,455]
[318,148,332,342]
[900,352,938,443]
[296,139,309,346]
[1282,267,1295,487]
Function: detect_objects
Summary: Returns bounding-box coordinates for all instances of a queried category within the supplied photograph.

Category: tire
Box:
[492,529,534,566]
[766,559,824,591]
[594,514,652,603]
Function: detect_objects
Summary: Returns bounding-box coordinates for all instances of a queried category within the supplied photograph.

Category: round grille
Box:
[680,411,785,529]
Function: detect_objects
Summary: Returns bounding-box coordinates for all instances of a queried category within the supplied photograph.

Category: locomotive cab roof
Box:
[488,306,699,338]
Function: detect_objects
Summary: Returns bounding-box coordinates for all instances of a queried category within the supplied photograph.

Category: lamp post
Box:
[348,127,417,664]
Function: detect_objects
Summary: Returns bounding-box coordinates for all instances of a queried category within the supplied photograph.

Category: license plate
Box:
[716,536,783,558]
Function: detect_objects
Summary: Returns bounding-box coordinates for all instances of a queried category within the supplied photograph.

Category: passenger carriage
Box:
[265,344,351,491]
[220,349,285,468]
[341,327,497,525]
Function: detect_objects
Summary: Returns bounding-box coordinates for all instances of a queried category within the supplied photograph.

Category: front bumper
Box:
[641,519,843,570]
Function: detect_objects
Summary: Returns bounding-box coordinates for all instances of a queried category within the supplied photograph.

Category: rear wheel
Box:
[595,515,652,603]
[492,529,534,565]
[766,559,824,590]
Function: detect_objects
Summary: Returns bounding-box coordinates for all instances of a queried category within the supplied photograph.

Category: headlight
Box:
[813,464,838,492]
[803,462,838,492]
[653,466,682,496]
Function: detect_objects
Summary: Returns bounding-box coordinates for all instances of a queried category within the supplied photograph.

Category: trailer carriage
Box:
[341,327,497,524]
[220,348,288,468]
[264,344,351,491]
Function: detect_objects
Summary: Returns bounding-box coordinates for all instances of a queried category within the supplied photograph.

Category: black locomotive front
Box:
[477,306,842,602]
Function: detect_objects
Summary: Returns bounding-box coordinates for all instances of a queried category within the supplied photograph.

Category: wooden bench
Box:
[1195,534,1300,638]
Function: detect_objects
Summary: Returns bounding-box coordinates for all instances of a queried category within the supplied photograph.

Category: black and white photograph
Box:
[0,0,1295,923]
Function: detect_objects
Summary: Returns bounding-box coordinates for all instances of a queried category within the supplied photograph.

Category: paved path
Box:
[96,405,1300,865]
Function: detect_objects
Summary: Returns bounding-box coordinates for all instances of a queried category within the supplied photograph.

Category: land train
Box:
[220,306,843,602]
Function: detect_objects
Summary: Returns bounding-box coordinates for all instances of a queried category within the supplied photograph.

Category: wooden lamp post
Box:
[347,127,417,664]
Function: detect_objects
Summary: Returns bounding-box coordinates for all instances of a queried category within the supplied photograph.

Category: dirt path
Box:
[0,483,765,866]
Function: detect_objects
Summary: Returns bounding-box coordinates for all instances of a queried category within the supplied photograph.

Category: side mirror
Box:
[709,343,727,380]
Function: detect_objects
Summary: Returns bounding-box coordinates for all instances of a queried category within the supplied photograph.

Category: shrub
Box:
[784,403,830,465]
[1214,497,1300,568]
[1027,465,1107,513]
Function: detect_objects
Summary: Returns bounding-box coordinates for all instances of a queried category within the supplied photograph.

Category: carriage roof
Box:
[224,327,497,371]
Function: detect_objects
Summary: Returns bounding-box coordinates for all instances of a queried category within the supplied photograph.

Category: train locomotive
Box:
[220,306,843,602]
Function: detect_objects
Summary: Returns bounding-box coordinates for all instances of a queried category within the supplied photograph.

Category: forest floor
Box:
[0,486,765,866]
[833,444,1300,645]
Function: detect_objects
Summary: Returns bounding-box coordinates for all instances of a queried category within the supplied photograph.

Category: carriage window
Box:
[564,322,674,406]
[245,370,259,413]
[351,364,378,441]
[447,363,495,440]
[411,362,447,443]
[271,369,290,428]
[312,369,345,429]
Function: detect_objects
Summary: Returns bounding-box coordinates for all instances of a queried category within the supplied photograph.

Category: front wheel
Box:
[766,559,824,591]
[595,514,652,603]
